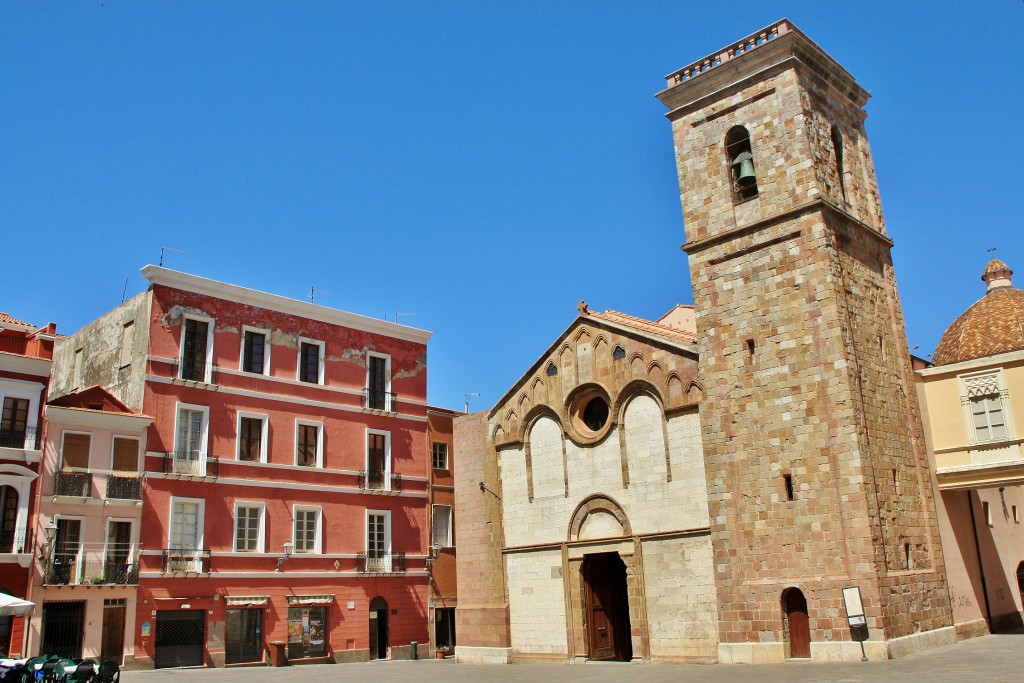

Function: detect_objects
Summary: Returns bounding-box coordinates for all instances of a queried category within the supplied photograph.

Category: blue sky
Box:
[3,2,1021,413]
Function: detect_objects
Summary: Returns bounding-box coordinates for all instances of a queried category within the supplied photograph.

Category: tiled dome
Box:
[933,258,1024,366]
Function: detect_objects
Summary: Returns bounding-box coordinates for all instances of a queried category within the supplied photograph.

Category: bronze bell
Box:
[733,151,756,187]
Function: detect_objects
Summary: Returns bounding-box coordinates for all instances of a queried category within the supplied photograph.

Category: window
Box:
[241,329,269,375]
[180,316,212,382]
[366,430,390,490]
[111,437,140,472]
[432,442,449,470]
[831,123,847,203]
[234,504,264,553]
[174,404,209,475]
[783,473,795,501]
[0,486,19,553]
[431,504,452,548]
[237,414,267,462]
[612,346,625,361]
[286,606,327,659]
[298,339,324,384]
[119,321,135,368]
[367,510,390,571]
[293,507,321,554]
[295,421,322,468]
[73,348,83,388]
[962,372,1011,443]
[983,501,993,527]
[168,497,204,572]
[1013,505,1019,524]
[104,520,134,583]
[0,397,29,448]
[61,432,91,469]
[366,353,391,410]
[52,518,82,584]
[725,125,758,201]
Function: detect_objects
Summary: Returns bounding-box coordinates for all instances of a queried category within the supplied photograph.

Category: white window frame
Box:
[959,370,1014,445]
[239,325,271,375]
[366,351,392,409]
[296,337,325,385]
[103,517,137,566]
[366,428,391,490]
[0,465,37,553]
[236,412,269,463]
[178,313,215,383]
[431,504,453,548]
[294,419,324,468]
[174,401,209,458]
[109,434,142,473]
[292,505,322,554]
[432,442,449,470]
[366,509,392,571]
[168,496,206,550]
[59,429,92,471]
[233,501,266,553]
[0,379,44,450]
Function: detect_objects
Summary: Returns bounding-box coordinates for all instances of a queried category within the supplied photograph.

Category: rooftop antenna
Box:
[309,287,330,303]
[987,247,997,258]
[159,246,187,267]
[393,313,415,324]
[464,392,480,414]
[121,278,129,304]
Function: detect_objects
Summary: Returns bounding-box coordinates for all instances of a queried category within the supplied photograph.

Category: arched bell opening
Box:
[725,125,758,202]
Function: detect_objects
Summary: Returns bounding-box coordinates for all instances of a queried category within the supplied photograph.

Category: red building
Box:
[47,268,432,668]
[0,312,56,657]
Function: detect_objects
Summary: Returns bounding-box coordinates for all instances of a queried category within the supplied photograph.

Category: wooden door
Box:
[369,597,388,659]
[582,553,631,661]
[100,601,126,662]
[785,589,810,658]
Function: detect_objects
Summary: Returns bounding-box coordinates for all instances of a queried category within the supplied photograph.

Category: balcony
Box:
[105,474,142,500]
[162,451,219,478]
[357,551,406,574]
[0,426,40,450]
[162,548,211,574]
[358,471,402,493]
[362,389,397,412]
[42,544,139,586]
[53,469,92,497]
[0,529,30,555]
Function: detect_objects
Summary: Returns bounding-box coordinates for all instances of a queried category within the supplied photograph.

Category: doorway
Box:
[784,588,811,659]
[580,552,632,661]
[100,599,126,663]
[369,597,388,660]
[40,601,85,659]
[225,609,262,664]
[154,610,205,668]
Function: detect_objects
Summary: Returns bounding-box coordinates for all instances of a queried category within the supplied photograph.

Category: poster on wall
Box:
[287,606,327,658]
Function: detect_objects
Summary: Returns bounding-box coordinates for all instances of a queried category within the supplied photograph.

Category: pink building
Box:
[0,312,56,657]
[47,267,433,668]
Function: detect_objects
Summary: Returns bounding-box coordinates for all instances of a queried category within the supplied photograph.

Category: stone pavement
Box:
[130,632,1022,683]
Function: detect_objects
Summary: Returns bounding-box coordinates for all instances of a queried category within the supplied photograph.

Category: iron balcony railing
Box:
[362,389,397,412]
[357,551,406,574]
[105,474,142,500]
[357,471,402,492]
[0,425,40,450]
[162,548,211,574]
[54,469,92,497]
[174,359,220,384]
[42,542,140,586]
[162,451,219,477]
[0,529,30,554]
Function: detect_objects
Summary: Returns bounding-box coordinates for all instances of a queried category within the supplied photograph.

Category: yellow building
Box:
[915,258,1024,635]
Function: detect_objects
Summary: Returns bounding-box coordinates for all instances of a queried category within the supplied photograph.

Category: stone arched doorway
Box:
[783,588,810,659]
[580,553,632,661]
[369,596,389,660]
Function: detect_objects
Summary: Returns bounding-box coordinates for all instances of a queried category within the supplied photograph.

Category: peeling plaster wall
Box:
[50,291,152,410]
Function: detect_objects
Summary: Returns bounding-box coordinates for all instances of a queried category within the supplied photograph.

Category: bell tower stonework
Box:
[657,20,953,661]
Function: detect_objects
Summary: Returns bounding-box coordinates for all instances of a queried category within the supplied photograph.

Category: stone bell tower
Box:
[656,20,952,661]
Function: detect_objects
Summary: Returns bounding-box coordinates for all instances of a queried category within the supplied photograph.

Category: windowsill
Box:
[933,436,1023,454]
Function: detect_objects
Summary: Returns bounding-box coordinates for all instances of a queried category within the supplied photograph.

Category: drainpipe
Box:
[967,490,993,630]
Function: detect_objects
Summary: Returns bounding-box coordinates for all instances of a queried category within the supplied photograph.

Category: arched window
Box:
[725,126,758,201]
[831,123,847,202]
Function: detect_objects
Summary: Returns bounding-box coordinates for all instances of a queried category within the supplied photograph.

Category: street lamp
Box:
[275,541,293,571]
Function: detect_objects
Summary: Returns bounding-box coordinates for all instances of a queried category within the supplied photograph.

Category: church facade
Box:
[453,19,955,665]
